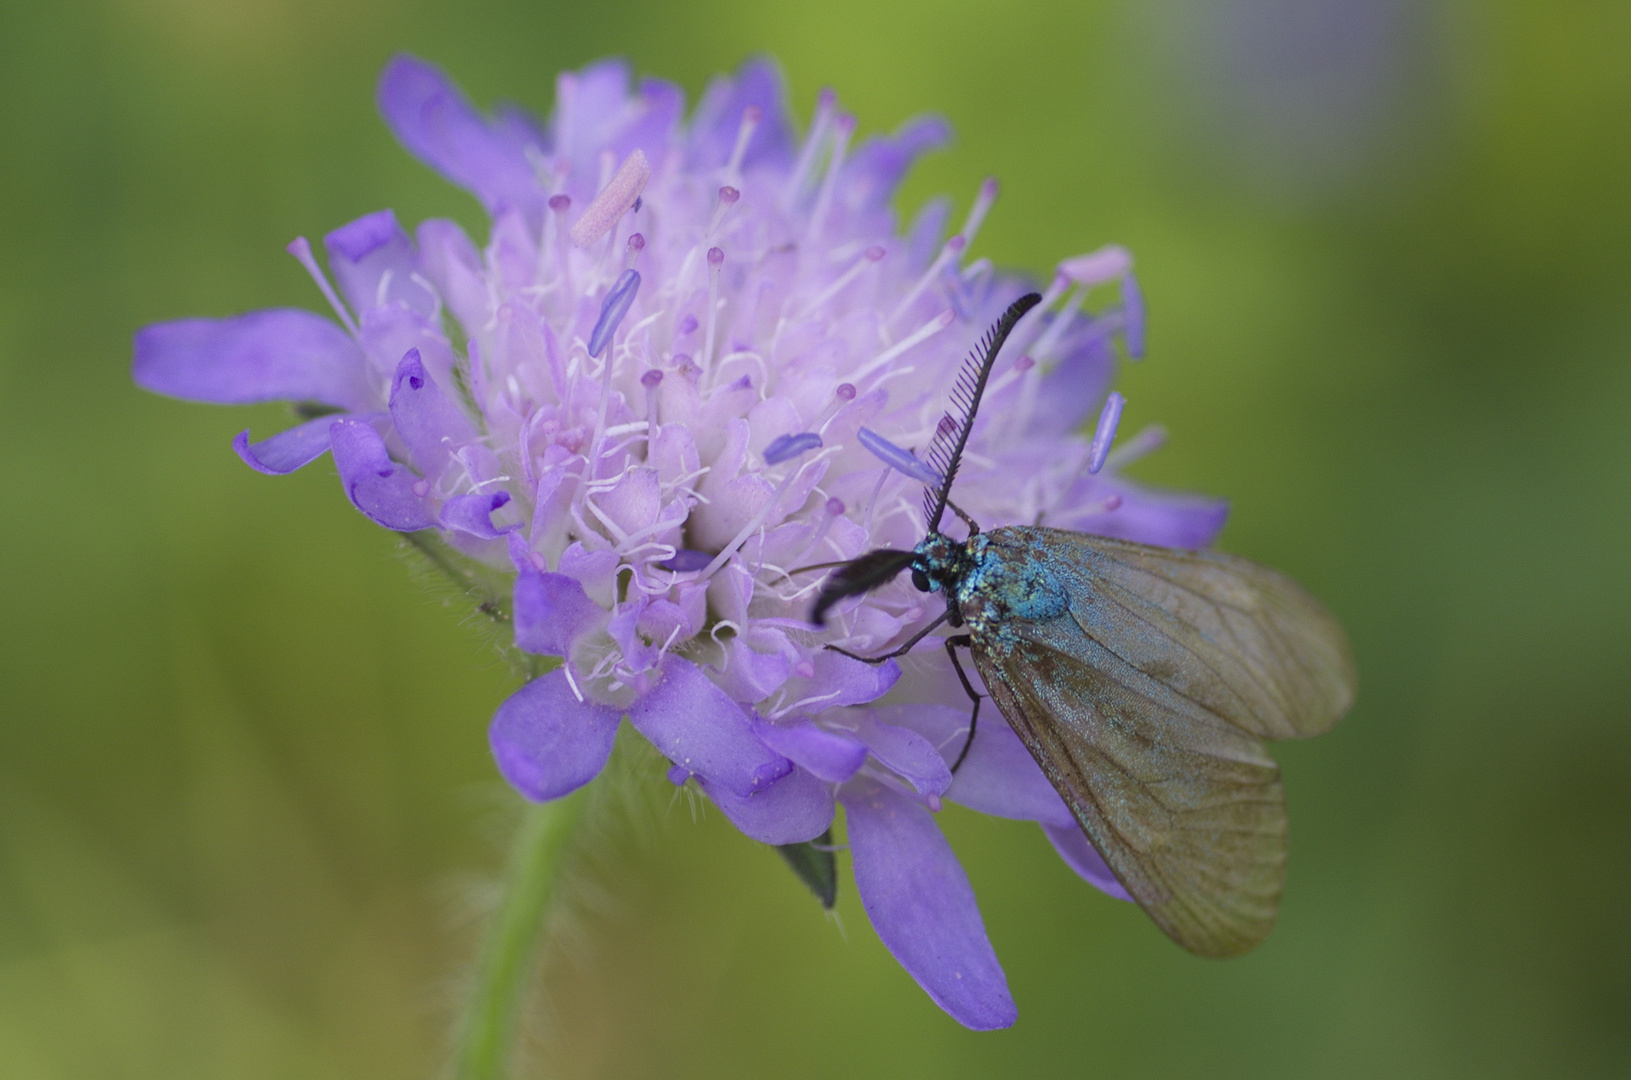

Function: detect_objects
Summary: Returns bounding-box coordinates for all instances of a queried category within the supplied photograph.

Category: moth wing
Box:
[973,629,1287,957]
[1019,527,1356,740]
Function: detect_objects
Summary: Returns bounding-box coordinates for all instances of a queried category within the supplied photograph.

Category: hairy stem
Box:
[402,530,517,624]
[453,788,590,1080]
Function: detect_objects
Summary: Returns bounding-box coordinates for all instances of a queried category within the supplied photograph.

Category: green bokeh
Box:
[2,0,1628,1076]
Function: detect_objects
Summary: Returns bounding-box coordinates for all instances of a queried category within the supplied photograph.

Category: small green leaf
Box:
[775,830,837,909]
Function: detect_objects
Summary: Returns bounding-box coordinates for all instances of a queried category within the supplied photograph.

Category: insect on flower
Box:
[132,53,1353,1024]
[812,293,1357,958]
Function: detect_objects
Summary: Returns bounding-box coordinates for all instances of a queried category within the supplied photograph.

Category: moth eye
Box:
[911,568,930,592]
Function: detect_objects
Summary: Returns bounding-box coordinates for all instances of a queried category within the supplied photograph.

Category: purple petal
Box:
[513,570,603,658]
[439,490,515,539]
[1043,823,1134,902]
[611,77,685,160]
[842,115,952,208]
[857,427,942,484]
[1055,478,1229,550]
[554,63,683,170]
[1059,245,1131,286]
[377,54,544,221]
[1030,332,1114,437]
[1087,391,1124,475]
[1121,271,1145,358]
[687,57,795,171]
[415,218,488,334]
[551,59,633,167]
[232,412,348,475]
[607,598,659,675]
[752,718,867,783]
[587,269,640,358]
[133,309,370,411]
[807,650,901,708]
[700,766,834,845]
[856,716,952,798]
[489,669,621,801]
[763,431,821,465]
[905,197,951,273]
[328,416,436,531]
[875,704,1072,827]
[389,348,476,477]
[626,656,791,798]
[715,636,793,705]
[323,209,427,317]
[842,780,1016,1030]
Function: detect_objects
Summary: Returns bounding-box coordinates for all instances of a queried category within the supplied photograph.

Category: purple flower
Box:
[132,54,1226,1030]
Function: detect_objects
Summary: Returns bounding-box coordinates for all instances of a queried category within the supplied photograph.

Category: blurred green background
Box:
[3,0,1628,1076]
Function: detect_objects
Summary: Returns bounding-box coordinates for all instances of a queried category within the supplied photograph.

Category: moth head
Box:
[906,532,967,596]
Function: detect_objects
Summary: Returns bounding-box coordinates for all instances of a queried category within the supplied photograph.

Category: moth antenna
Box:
[923,292,1042,532]
[770,558,854,582]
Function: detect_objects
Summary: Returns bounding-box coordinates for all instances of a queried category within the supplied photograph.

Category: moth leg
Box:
[825,609,951,665]
[945,634,982,774]
[947,499,982,536]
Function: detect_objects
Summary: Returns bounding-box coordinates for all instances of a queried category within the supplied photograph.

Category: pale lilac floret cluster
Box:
[133,55,1227,1029]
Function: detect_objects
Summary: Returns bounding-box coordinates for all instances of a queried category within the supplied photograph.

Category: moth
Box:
[812,293,1356,957]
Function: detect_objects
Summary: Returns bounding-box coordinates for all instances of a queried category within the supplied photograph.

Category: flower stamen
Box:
[851,308,955,384]
[286,237,359,337]
[890,235,965,328]
[805,113,855,245]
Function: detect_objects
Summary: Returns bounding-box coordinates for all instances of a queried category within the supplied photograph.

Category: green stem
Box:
[453,788,590,1080]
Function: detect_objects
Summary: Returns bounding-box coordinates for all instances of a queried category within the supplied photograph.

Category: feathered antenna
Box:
[922,291,1042,533]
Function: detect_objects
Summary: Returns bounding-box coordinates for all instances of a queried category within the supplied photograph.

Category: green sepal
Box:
[775,829,837,909]
[290,401,347,421]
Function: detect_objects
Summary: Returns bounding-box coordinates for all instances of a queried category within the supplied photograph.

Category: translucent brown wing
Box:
[967,528,1355,956]
[974,634,1286,956]
[1011,527,1356,740]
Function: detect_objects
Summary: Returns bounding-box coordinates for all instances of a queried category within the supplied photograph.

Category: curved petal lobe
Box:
[377,54,544,220]
[490,669,622,801]
[627,656,790,798]
[328,416,436,531]
[232,412,350,475]
[1043,822,1134,902]
[842,780,1016,1030]
[753,718,867,783]
[874,704,1072,826]
[856,715,952,798]
[324,209,428,317]
[1056,479,1229,550]
[700,766,834,845]
[389,348,476,477]
[134,310,370,411]
[687,57,794,171]
[513,570,602,658]
[440,490,515,539]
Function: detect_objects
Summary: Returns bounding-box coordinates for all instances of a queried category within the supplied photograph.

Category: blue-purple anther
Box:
[658,549,714,572]
[131,52,1230,1031]
[858,427,944,485]
[763,431,822,465]
[588,269,641,358]
[1087,391,1124,475]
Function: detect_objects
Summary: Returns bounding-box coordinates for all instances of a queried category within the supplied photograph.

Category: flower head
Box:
[133,54,1227,1029]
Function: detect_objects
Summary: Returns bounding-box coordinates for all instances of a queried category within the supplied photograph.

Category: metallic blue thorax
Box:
[912,528,1071,645]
